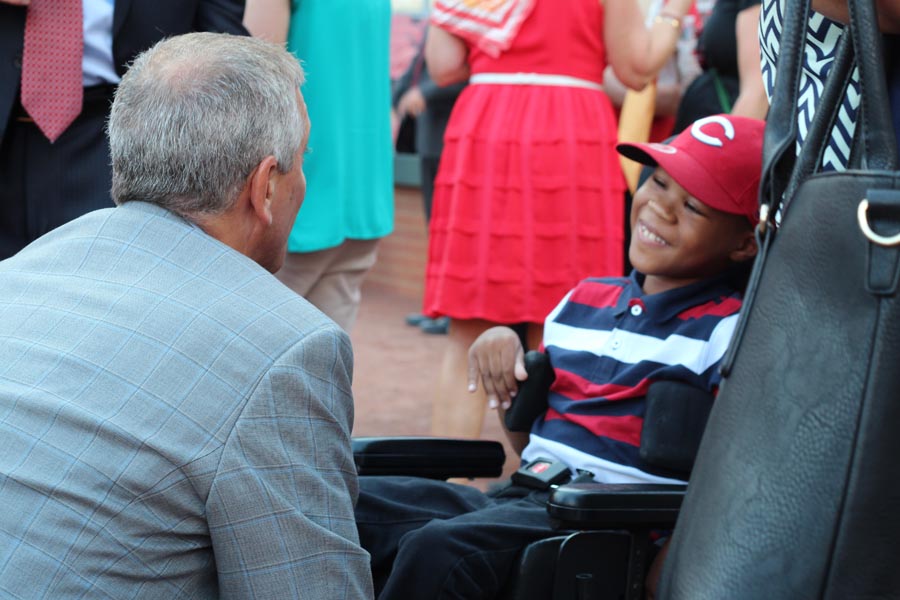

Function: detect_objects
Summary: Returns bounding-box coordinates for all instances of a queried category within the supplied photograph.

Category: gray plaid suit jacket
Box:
[0,202,374,599]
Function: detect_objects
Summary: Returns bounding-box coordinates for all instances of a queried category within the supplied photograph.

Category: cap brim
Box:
[616,141,705,198]
[616,142,661,168]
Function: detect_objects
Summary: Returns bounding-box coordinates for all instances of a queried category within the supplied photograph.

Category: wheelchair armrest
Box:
[352,436,506,479]
[546,483,685,530]
[505,350,555,432]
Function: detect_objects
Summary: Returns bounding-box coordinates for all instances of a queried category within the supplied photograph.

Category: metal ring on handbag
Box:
[857,199,900,246]
[757,204,771,236]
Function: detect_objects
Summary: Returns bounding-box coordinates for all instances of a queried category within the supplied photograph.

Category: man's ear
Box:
[247,156,279,227]
[730,229,759,263]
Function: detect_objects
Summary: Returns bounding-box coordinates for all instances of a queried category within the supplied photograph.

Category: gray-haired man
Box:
[0,33,373,599]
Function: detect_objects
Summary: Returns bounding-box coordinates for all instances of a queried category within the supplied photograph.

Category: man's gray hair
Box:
[109,32,306,216]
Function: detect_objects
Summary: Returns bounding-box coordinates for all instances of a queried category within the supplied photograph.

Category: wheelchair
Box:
[353,351,714,600]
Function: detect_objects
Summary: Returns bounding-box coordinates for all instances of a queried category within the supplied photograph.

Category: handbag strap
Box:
[757,0,811,221]
[848,0,899,171]
[721,0,811,377]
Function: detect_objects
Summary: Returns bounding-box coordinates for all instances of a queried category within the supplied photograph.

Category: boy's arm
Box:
[467,326,532,456]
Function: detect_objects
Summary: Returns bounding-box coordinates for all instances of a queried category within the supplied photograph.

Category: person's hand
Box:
[390,108,400,144]
[467,326,528,410]
[397,86,426,117]
[1,0,30,5]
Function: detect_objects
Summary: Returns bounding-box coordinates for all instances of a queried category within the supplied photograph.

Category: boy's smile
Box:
[629,168,756,296]
[634,220,669,246]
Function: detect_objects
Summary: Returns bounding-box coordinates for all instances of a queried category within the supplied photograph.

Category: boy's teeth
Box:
[641,224,666,244]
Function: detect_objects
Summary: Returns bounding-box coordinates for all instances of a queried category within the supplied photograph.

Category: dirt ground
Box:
[348,186,520,484]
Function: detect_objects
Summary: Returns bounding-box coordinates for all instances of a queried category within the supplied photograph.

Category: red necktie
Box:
[21,0,84,143]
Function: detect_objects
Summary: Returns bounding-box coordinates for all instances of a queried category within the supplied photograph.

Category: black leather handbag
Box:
[658,0,900,597]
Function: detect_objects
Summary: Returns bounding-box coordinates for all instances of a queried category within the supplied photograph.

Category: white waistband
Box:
[469,72,604,91]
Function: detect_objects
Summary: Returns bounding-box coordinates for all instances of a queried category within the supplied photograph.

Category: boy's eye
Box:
[684,201,704,215]
[652,175,667,188]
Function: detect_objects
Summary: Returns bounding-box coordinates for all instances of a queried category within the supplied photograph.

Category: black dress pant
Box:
[419,155,440,226]
[356,476,562,600]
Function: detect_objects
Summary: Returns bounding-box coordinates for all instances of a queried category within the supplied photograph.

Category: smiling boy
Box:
[625,114,761,296]
[356,114,765,600]
[468,114,764,484]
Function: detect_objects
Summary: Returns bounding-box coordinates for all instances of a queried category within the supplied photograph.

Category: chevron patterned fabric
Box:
[759,0,859,171]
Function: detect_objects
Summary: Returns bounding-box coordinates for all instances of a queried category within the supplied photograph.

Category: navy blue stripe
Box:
[554,302,734,339]
[548,394,646,417]
[548,350,721,392]
[532,418,643,467]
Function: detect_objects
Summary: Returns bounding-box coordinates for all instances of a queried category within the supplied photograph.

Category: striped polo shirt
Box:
[521,271,743,484]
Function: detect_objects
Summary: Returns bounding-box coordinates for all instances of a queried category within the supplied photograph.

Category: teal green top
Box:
[286,0,395,253]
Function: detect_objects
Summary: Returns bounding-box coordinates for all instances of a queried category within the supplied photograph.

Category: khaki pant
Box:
[275,239,379,331]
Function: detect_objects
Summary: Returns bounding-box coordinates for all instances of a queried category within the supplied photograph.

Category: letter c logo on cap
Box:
[690,115,735,148]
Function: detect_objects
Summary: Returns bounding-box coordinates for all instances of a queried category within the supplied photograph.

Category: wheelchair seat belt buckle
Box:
[511,458,572,490]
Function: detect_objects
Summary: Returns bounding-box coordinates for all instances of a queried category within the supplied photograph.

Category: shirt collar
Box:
[613,270,740,322]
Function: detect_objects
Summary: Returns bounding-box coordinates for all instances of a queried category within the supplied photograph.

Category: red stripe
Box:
[544,408,643,447]
[552,369,651,401]
[677,296,742,321]
[567,281,625,310]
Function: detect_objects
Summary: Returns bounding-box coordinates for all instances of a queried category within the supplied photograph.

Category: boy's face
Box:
[629,167,756,296]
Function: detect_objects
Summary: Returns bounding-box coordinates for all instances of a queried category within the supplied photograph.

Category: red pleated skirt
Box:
[423,82,626,324]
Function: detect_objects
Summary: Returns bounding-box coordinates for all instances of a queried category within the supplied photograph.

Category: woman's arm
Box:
[812,0,900,33]
[604,0,695,90]
[243,0,291,44]
[603,65,682,116]
[730,4,769,119]
[425,25,471,87]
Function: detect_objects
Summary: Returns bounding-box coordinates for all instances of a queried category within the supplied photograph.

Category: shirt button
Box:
[630,305,643,316]
[611,339,621,349]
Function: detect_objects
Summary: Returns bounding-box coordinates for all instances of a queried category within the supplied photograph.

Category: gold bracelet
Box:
[654,13,682,30]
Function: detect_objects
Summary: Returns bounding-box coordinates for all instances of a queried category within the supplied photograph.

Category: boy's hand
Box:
[467,326,528,410]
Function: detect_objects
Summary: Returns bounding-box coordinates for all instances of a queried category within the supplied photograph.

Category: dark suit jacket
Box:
[0,0,247,143]
[391,39,466,160]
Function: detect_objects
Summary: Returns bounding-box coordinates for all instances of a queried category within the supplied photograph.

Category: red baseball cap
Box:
[616,114,765,224]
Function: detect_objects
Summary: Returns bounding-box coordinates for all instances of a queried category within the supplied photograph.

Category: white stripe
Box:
[544,314,739,375]
[433,9,521,45]
[522,435,687,484]
[433,0,516,24]
[470,72,604,91]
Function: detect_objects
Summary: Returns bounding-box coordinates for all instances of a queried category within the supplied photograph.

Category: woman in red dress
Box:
[425,0,695,437]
